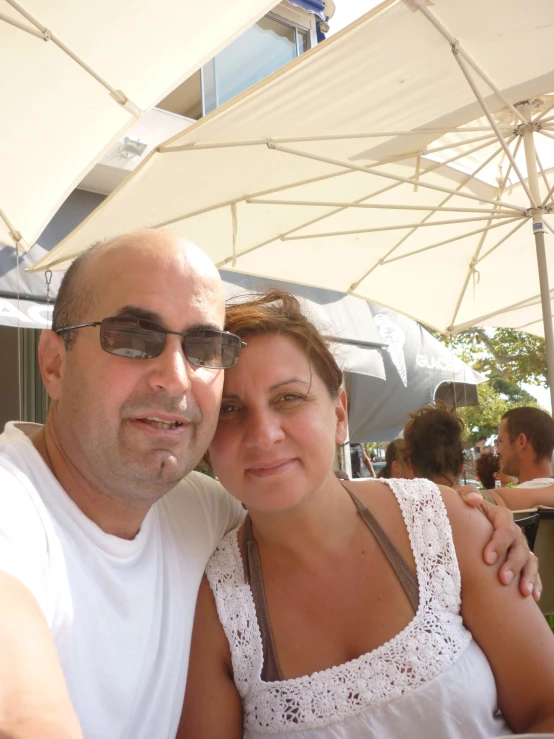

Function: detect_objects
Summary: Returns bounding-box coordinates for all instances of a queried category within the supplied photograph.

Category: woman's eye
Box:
[219,403,239,415]
[278,393,304,404]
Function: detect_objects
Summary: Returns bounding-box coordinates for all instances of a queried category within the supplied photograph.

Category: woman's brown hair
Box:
[475,452,499,490]
[401,401,465,484]
[224,289,343,397]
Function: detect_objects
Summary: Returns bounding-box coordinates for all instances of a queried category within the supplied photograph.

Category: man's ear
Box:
[334,387,349,445]
[38,330,66,401]
[517,432,530,451]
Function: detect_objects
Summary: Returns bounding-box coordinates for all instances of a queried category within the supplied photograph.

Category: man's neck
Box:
[31,423,149,540]
[516,457,554,484]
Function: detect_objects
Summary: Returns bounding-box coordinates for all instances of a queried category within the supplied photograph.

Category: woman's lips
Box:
[246,459,297,478]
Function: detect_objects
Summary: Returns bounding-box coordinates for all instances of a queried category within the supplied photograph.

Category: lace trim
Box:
[206,478,472,733]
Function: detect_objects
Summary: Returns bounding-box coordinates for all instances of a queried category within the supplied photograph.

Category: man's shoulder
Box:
[517,477,554,488]
[166,471,227,500]
[161,471,242,520]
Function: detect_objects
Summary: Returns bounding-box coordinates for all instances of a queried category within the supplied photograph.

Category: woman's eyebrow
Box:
[268,378,310,391]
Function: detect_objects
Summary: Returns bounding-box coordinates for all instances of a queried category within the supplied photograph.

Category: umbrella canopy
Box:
[33,0,554,391]
[0,0,279,251]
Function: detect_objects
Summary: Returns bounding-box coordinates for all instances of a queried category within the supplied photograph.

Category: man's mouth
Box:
[136,416,186,430]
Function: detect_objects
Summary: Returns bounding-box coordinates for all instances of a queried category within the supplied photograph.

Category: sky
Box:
[327,0,381,35]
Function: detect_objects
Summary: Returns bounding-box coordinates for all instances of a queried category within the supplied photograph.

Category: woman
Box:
[399,402,503,505]
[475,451,517,492]
[179,291,554,738]
[377,438,411,479]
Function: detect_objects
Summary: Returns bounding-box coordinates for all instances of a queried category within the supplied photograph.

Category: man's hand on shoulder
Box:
[456,489,541,601]
[0,572,83,739]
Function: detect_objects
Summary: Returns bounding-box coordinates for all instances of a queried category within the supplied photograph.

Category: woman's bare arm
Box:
[177,577,243,739]
[440,486,554,733]
[458,490,540,599]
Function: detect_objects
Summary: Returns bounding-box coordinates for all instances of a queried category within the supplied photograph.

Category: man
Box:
[0,231,540,738]
[495,406,554,509]
[350,442,376,478]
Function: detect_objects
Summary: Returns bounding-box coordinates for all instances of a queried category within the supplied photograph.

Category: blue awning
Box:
[286,0,326,20]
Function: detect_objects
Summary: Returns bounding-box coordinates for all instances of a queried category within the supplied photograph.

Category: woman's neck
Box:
[430,473,459,489]
[246,478,360,566]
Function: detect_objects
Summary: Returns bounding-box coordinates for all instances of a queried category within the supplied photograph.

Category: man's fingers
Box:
[484,525,510,567]
[517,552,542,600]
[459,491,484,507]
[497,527,534,594]
[462,494,540,597]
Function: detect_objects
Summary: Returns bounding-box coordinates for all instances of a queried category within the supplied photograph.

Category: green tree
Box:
[458,383,539,446]
[434,327,546,445]
[443,328,547,386]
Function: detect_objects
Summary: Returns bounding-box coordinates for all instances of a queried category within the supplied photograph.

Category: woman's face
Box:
[208,333,348,513]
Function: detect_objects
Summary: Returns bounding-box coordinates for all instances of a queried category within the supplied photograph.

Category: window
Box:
[157,13,311,120]
[202,15,310,114]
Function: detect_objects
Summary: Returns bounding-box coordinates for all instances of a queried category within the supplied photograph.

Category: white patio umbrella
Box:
[32,0,554,404]
[0,0,277,251]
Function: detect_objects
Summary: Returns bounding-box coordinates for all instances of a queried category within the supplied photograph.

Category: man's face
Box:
[496,419,520,478]
[51,241,225,505]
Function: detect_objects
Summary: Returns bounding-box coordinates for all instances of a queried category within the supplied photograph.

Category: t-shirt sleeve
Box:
[186,472,245,553]
[0,461,50,612]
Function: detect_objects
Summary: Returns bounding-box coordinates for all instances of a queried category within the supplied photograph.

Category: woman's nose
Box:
[244,407,285,450]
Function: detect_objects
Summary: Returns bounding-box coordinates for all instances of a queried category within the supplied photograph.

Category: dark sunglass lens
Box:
[100,318,165,359]
[220,334,241,368]
[185,330,223,368]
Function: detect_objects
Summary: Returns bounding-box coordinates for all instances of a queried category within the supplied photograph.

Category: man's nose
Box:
[245,407,285,450]
[147,335,192,395]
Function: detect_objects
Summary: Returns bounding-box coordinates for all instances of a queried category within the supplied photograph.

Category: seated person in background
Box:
[475,452,516,497]
[495,407,554,510]
[377,439,412,479]
[400,402,496,501]
[179,292,554,739]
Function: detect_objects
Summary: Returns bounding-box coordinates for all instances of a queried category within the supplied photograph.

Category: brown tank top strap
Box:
[341,483,420,612]
[242,516,283,682]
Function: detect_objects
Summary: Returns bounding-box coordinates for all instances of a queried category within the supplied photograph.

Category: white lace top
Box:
[205,478,512,738]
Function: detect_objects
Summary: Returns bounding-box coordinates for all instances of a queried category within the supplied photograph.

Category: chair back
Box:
[534,508,554,616]
[513,511,540,551]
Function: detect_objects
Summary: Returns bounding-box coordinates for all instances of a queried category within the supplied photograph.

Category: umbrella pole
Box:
[534,228,554,410]
[521,110,554,409]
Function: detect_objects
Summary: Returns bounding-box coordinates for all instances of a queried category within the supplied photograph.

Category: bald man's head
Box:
[53,231,220,348]
[41,230,227,505]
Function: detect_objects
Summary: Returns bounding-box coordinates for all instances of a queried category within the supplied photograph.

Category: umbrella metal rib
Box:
[1,0,141,116]
[271,144,528,213]
[350,139,516,290]
[281,214,520,241]
[159,127,511,153]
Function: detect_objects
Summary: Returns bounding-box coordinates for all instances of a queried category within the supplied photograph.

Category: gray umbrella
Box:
[0,190,103,329]
[347,304,485,442]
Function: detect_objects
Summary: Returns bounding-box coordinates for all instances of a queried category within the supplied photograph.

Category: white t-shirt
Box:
[516,477,554,488]
[0,422,244,739]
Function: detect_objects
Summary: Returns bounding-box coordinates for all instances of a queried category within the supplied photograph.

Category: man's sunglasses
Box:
[55,316,245,369]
